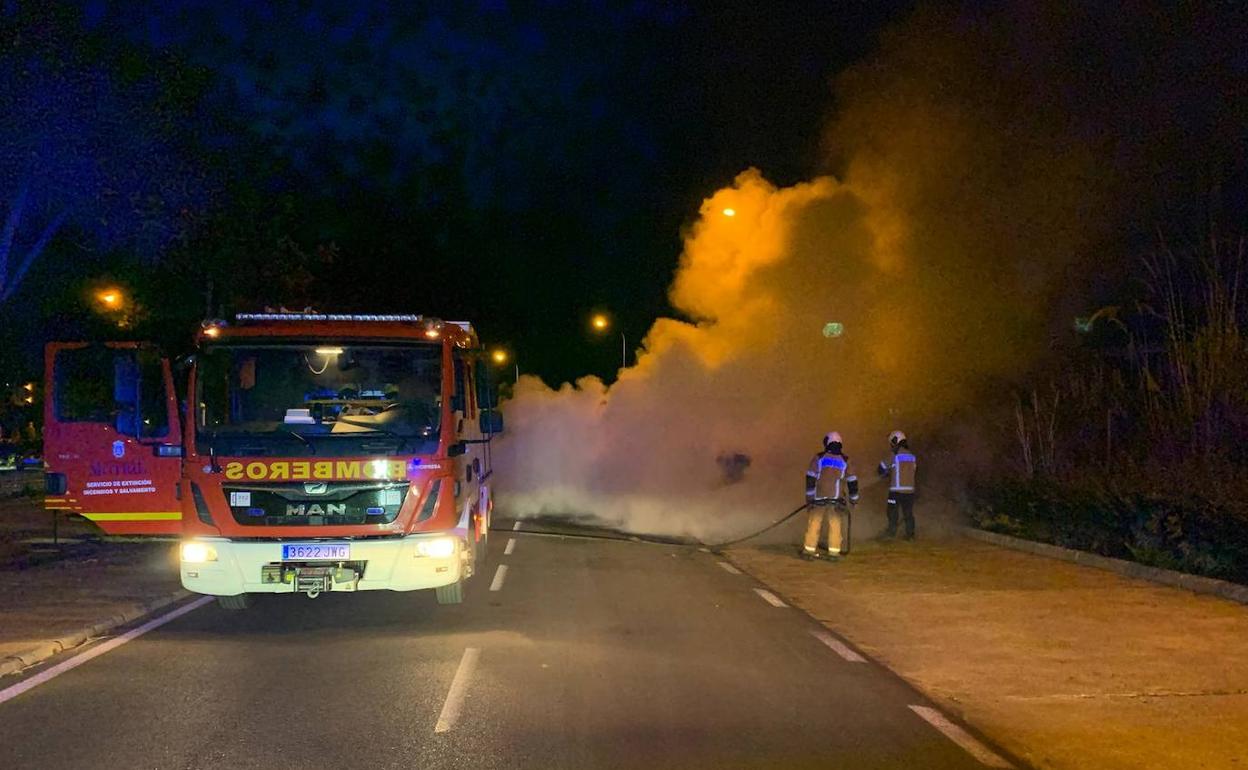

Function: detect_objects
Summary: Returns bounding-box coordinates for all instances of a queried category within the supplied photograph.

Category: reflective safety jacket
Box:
[878,449,917,493]
[806,451,859,503]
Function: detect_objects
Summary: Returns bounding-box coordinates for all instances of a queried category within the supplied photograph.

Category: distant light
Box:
[315,347,344,356]
[591,314,610,332]
[203,326,221,339]
[822,322,844,338]
[1074,317,1093,333]
[424,328,441,339]
[492,349,509,365]
[95,288,125,309]
[24,396,34,405]
[722,208,736,217]
[23,382,34,392]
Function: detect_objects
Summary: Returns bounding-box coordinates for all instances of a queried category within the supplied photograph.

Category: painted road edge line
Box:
[718,561,742,575]
[753,588,787,607]
[504,538,516,556]
[810,630,867,663]
[434,647,481,734]
[0,589,191,680]
[908,705,1013,768]
[489,564,509,592]
[0,596,213,707]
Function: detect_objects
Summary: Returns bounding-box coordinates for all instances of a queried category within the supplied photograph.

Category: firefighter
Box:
[878,431,918,539]
[802,431,859,560]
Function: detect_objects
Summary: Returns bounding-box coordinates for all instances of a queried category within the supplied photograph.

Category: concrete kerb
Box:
[0,589,192,679]
[963,527,1248,605]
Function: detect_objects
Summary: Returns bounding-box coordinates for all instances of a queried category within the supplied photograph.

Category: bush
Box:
[969,477,1248,584]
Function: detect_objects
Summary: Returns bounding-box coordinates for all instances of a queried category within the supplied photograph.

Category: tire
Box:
[216,594,252,611]
[435,581,463,605]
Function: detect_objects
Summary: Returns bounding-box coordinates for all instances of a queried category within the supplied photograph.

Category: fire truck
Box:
[43,313,501,609]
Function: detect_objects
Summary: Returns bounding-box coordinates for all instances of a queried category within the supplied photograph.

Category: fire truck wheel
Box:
[435,581,464,605]
[216,594,253,611]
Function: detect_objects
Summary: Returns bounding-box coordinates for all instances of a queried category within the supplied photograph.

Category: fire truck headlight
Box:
[181,542,218,563]
[416,538,457,558]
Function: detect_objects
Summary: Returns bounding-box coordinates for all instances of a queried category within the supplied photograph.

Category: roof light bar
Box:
[235,313,425,323]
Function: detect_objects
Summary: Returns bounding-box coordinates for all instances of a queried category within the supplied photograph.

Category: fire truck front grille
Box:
[222,482,408,526]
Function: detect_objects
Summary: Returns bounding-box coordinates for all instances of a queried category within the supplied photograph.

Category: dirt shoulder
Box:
[0,488,182,666]
[727,537,1248,770]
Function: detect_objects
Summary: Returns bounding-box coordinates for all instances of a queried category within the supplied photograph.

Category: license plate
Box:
[281,543,350,560]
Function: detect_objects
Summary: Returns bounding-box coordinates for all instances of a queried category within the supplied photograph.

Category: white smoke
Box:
[491,2,1240,539]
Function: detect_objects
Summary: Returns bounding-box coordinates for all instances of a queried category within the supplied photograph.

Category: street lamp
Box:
[95,287,125,310]
[491,348,518,382]
[590,313,626,369]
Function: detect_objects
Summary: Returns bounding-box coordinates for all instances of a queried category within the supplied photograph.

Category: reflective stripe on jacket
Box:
[877,451,917,492]
[806,452,859,502]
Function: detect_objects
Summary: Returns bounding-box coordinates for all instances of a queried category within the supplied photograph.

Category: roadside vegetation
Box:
[971,233,1248,583]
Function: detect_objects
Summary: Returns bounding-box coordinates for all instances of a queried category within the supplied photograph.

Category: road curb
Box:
[0,590,192,679]
[963,527,1248,605]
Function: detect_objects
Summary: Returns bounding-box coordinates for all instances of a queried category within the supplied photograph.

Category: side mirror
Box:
[447,441,468,457]
[474,359,498,410]
[480,409,504,435]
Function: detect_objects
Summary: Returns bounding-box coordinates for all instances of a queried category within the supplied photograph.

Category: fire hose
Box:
[703,498,852,552]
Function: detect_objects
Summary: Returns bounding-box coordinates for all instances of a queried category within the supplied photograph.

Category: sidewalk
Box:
[727,537,1248,770]
[0,494,183,674]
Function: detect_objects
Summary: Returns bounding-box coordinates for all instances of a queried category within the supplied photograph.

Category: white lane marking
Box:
[489,564,509,592]
[512,520,522,531]
[504,538,516,556]
[718,561,741,575]
[753,588,787,607]
[434,647,481,734]
[908,705,1013,768]
[0,596,213,706]
[811,630,867,663]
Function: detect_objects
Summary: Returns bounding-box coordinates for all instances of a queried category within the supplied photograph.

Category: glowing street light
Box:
[491,348,518,382]
[722,207,736,217]
[590,312,626,369]
[96,287,125,310]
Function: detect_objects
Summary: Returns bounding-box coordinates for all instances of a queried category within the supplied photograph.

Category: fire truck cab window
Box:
[196,343,442,456]
[54,346,169,438]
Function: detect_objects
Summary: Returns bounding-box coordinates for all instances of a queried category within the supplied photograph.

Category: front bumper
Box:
[180,534,468,596]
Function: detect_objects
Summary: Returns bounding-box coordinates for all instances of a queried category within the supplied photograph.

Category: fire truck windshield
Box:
[196,343,442,457]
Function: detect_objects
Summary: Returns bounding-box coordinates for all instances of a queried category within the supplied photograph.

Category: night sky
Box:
[0,1,911,385]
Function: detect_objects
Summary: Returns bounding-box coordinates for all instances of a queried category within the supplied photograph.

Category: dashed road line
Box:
[0,596,213,707]
[489,564,509,592]
[512,520,522,531]
[908,705,1013,768]
[753,588,787,608]
[434,647,481,734]
[811,630,866,663]
[504,538,516,556]
[717,561,741,575]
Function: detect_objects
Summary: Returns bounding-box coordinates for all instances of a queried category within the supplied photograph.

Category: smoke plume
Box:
[494,2,1248,539]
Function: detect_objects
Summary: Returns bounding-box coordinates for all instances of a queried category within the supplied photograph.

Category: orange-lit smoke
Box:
[493,2,1245,538]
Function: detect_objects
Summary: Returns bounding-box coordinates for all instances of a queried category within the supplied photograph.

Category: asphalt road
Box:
[0,521,1009,769]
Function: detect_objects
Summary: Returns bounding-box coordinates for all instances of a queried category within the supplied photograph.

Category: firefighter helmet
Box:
[824,431,843,448]
[889,430,907,448]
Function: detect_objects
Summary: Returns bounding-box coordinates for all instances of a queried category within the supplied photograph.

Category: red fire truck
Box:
[43,313,501,609]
